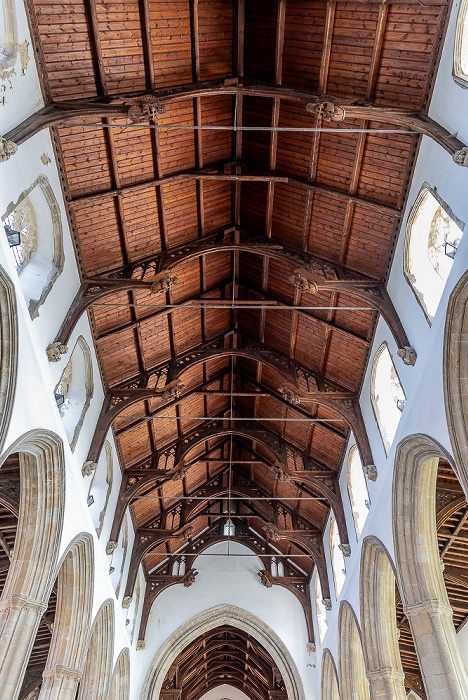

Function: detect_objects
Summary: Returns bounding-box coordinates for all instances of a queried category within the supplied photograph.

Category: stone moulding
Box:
[141,604,306,700]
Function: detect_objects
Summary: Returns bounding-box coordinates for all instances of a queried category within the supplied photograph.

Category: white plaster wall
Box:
[0,0,44,133]
[199,684,253,700]
[131,541,315,700]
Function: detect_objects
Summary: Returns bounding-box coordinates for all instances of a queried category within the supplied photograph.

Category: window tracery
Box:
[329,517,346,598]
[347,446,370,540]
[404,185,464,323]
[314,574,328,643]
[2,175,64,318]
[454,0,468,87]
[371,343,406,454]
[54,336,93,451]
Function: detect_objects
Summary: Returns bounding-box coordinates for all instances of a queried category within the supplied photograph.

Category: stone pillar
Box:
[366,667,406,700]
[0,595,47,700]
[39,667,83,700]
[405,600,468,700]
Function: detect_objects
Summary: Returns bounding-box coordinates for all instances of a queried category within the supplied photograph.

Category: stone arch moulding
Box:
[76,598,114,700]
[444,269,468,494]
[359,536,406,700]
[108,647,130,700]
[321,648,340,700]
[141,604,306,700]
[0,429,65,700]
[39,532,94,700]
[2,175,64,318]
[0,264,18,456]
[338,601,371,700]
[392,433,468,699]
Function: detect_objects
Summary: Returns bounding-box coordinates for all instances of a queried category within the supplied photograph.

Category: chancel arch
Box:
[39,533,94,700]
[0,430,65,700]
[359,537,406,699]
[321,648,340,700]
[338,601,371,700]
[392,434,468,699]
[54,336,93,451]
[76,598,114,700]
[2,175,64,318]
[141,604,305,700]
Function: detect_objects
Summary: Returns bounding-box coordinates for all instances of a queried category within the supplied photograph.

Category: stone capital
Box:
[403,598,453,618]
[0,594,48,616]
[42,665,83,682]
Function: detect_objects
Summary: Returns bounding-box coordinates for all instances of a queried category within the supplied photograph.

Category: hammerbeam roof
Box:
[24,0,451,656]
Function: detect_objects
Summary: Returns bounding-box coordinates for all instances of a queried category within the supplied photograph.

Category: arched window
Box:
[347,446,370,540]
[329,517,346,598]
[370,343,406,455]
[112,514,129,599]
[87,440,113,538]
[314,573,328,643]
[223,518,235,536]
[0,0,17,69]
[404,185,464,323]
[2,176,64,318]
[54,336,93,451]
[454,0,468,87]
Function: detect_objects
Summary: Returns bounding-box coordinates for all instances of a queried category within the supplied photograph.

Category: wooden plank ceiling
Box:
[27,0,450,660]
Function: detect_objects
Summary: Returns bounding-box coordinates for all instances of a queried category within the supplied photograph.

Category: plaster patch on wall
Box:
[0,69,16,90]
[18,41,30,76]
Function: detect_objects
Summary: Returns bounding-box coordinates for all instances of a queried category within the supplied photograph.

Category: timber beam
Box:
[5,80,466,158]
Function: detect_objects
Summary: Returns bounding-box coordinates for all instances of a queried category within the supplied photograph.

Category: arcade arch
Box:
[321,649,340,700]
[338,602,370,700]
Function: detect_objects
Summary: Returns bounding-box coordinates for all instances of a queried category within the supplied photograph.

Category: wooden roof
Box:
[24,0,450,669]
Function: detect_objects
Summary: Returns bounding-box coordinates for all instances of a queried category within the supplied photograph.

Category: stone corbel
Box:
[46,342,68,362]
[136,639,145,650]
[397,346,417,366]
[362,464,378,481]
[453,146,468,167]
[82,461,98,477]
[0,137,18,162]
[106,540,118,555]
[339,543,351,557]
[322,598,332,611]
[122,596,132,609]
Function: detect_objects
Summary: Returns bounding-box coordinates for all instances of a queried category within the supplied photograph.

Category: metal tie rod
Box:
[116,415,347,422]
[133,495,328,501]
[93,302,376,310]
[61,122,417,134]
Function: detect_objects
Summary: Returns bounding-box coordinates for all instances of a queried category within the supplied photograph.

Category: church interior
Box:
[1,0,468,697]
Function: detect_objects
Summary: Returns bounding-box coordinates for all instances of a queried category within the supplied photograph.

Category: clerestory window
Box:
[329,517,346,598]
[2,176,64,318]
[54,336,93,451]
[371,343,406,455]
[314,573,328,643]
[454,0,468,87]
[404,185,464,323]
[347,446,370,540]
[0,0,17,68]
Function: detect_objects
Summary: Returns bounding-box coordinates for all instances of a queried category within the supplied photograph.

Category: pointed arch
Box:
[392,434,468,699]
[76,599,114,700]
[347,446,370,540]
[108,648,130,700]
[89,440,113,538]
[0,430,65,700]
[141,604,305,700]
[444,269,468,495]
[338,601,370,700]
[39,533,94,700]
[321,649,340,700]
[0,265,17,455]
[359,537,406,699]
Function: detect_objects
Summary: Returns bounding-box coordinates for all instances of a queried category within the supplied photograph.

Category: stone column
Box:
[366,667,406,700]
[0,595,47,700]
[405,600,468,700]
[39,667,83,700]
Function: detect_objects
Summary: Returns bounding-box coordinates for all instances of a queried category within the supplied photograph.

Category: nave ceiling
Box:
[7,0,462,693]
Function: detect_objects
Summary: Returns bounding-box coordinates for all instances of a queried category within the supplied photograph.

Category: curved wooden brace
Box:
[7,80,466,157]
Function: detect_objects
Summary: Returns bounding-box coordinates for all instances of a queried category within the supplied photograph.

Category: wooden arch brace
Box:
[5,79,466,158]
[50,231,411,355]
